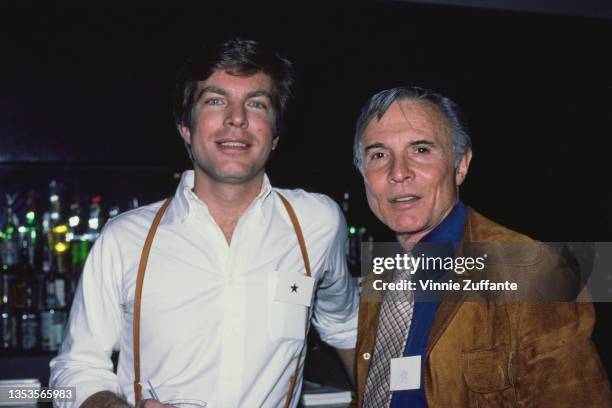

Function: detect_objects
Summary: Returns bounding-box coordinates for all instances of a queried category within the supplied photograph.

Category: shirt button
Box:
[363,352,371,360]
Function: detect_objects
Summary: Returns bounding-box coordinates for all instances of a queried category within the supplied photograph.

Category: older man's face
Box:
[362,99,471,244]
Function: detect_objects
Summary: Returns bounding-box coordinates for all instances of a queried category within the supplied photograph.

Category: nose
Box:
[223,103,248,128]
[388,156,413,184]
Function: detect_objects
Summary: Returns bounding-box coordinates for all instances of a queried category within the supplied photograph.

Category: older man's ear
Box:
[455,149,473,186]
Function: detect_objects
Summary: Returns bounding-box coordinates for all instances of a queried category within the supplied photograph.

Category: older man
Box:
[352,86,611,407]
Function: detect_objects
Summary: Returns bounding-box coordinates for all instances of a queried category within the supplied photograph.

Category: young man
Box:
[50,38,358,408]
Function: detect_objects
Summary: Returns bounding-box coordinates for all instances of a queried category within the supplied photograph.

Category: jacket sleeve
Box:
[514,300,611,406]
[513,248,612,406]
[49,224,125,407]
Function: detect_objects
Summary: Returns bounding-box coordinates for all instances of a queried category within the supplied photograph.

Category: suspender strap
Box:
[277,193,311,278]
[277,193,312,408]
[132,192,311,408]
[133,197,172,407]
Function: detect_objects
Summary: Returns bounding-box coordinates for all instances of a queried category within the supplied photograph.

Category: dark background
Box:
[1,1,611,380]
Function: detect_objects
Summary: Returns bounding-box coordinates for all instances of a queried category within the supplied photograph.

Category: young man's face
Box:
[180,69,278,185]
[362,99,471,244]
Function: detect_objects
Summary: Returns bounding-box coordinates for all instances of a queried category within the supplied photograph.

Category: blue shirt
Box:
[390,202,467,407]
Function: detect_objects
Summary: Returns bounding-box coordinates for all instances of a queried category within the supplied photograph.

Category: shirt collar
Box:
[421,201,467,244]
[411,201,467,289]
[411,201,467,270]
[167,170,273,224]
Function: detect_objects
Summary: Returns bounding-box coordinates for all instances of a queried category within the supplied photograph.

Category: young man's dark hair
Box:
[174,38,294,138]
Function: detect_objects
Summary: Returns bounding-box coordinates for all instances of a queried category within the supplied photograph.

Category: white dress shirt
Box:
[50,171,359,408]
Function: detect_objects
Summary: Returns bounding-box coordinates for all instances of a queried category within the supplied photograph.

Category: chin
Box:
[393,228,424,237]
[208,164,252,179]
[215,173,255,184]
[216,163,249,173]
[386,216,423,234]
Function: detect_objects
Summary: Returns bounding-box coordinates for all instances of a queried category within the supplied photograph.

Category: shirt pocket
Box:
[267,270,309,342]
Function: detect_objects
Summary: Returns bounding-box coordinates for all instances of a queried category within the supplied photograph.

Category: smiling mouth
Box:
[218,141,248,147]
[390,195,420,203]
[216,141,252,152]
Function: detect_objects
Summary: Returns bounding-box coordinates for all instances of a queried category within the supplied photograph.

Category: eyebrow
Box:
[195,86,272,103]
[364,139,435,152]
[410,139,436,147]
[197,86,227,101]
[246,90,273,100]
[364,142,386,152]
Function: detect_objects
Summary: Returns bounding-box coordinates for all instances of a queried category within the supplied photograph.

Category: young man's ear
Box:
[179,125,194,162]
[455,148,472,186]
[179,125,191,146]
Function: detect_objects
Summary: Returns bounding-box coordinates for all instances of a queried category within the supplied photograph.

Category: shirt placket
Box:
[217,209,253,407]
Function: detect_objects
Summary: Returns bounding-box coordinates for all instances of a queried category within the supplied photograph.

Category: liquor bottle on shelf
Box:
[1,193,20,272]
[69,238,88,297]
[69,240,88,297]
[67,194,86,241]
[41,211,51,275]
[40,278,62,352]
[53,233,71,307]
[86,195,103,243]
[68,194,89,292]
[11,242,39,352]
[341,192,355,271]
[43,181,66,274]
[39,277,55,352]
[108,204,120,220]
[41,183,73,319]
[1,271,16,352]
[19,286,38,352]
[1,201,18,351]
[10,244,29,312]
[48,181,62,227]
[23,190,44,270]
[129,197,139,210]
[40,254,68,353]
[341,191,370,277]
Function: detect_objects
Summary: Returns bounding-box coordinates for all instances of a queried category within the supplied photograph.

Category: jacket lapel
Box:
[425,291,468,359]
[425,207,477,357]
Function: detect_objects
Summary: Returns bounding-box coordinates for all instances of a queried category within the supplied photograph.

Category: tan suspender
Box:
[277,194,312,408]
[133,197,173,405]
[132,193,312,407]
[277,194,311,277]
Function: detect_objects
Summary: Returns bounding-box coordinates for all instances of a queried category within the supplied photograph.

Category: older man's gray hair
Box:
[353,86,472,174]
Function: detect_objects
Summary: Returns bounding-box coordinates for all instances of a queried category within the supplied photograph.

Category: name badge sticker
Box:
[274,273,315,307]
[389,355,421,391]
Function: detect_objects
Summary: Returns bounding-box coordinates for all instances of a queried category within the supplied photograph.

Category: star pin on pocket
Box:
[274,273,315,307]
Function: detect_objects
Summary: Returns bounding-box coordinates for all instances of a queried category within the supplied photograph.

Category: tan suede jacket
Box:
[354,207,612,407]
